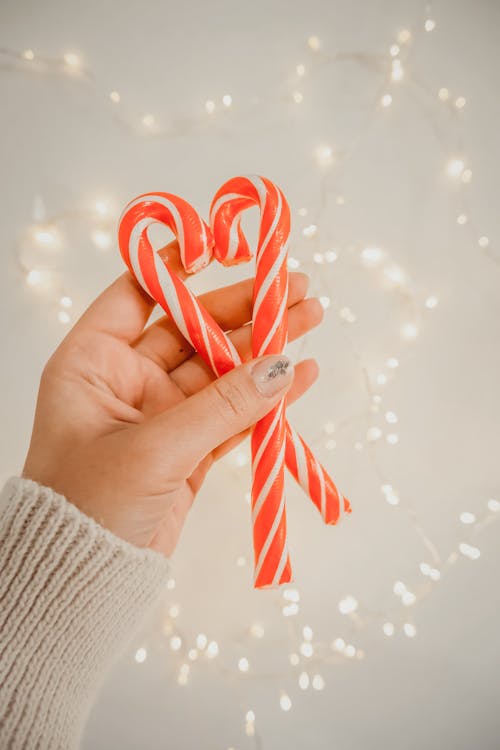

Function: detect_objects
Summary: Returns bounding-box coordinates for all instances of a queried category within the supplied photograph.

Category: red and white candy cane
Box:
[118,181,350,588]
[211,176,350,587]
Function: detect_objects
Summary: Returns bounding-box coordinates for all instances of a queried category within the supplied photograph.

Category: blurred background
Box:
[1,0,499,748]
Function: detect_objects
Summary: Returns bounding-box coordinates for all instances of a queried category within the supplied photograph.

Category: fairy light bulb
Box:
[238,657,249,672]
[109,90,120,103]
[361,246,384,266]
[384,265,405,285]
[94,200,109,215]
[459,543,480,560]
[459,512,476,525]
[401,322,419,340]
[282,603,299,616]
[424,18,436,31]
[142,113,156,129]
[455,96,466,109]
[63,52,81,68]
[319,296,331,309]
[339,306,357,323]
[344,644,356,658]
[457,214,468,225]
[403,623,417,638]
[381,94,392,107]
[367,427,382,442]
[296,63,305,76]
[205,99,215,114]
[293,91,303,104]
[236,555,246,567]
[332,638,346,652]
[383,622,395,636]
[206,640,219,657]
[26,269,45,287]
[188,649,198,661]
[91,229,112,249]
[302,625,313,641]
[168,604,180,618]
[250,623,265,638]
[397,29,411,43]
[462,169,472,183]
[300,642,314,657]
[393,580,406,596]
[302,224,317,237]
[402,591,416,606]
[298,671,310,690]
[438,87,450,101]
[280,693,292,711]
[385,411,397,424]
[134,647,147,663]
[287,257,301,269]
[194,633,207,650]
[308,35,320,51]
[315,145,333,166]
[60,296,72,308]
[387,357,399,369]
[312,674,325,690]
[386,433,399,445]
[447,158,465,178]
[289,653,300,666]
[390,44,400,57]
[34,228,57,245]
[23,49,35,61]
[425,295,439,309]
[391,59,404,82]
[58,310,71,324]
[283,588,300,602]
[339,595,358,614]
[488,498,500,512]
[169,635,182,651]
[222,94,232,107]
[478,236,489,248]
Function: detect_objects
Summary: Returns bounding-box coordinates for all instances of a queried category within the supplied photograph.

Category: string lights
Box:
[2,8,499,748]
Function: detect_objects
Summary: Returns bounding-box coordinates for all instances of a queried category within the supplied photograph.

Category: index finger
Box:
[72,239,190,341]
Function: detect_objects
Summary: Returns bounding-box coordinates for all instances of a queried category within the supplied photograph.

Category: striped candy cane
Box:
[211,176,349,586]
[118,182,350,588]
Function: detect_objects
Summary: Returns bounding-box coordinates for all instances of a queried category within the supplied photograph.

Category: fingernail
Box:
[251,355,294,397]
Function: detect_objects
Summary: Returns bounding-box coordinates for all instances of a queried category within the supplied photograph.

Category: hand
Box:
[22,242,323,556]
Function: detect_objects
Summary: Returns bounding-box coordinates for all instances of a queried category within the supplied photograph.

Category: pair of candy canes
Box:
[118,175,350,589]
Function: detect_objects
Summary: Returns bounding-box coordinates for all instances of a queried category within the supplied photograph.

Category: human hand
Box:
[22,242,323,556]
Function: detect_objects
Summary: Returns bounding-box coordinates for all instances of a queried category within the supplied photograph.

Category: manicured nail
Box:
[251,355,294,397]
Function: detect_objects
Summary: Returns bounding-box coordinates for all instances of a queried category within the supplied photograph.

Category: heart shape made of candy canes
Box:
[118,175,350,588]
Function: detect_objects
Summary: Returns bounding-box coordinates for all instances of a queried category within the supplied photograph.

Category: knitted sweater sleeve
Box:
[0,476,171,750]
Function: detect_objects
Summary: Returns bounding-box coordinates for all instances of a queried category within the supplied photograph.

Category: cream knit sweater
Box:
[0,476,171,749]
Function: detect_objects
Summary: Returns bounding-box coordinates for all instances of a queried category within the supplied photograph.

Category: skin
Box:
[23,241,324,557]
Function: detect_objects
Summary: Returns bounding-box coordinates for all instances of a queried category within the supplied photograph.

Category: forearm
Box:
[0,477,170,750]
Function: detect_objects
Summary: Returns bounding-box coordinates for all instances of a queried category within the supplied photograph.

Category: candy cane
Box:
[118,182,350,587]
[211,176,349,586]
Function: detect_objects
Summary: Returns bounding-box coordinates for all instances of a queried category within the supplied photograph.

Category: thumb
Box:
[146,355,294,476]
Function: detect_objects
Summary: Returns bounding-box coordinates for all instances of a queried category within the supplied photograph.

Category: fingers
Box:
[133,271,310,371]
[137,355,295,478]
[169,297,324,397]
[210,358,319,463]
[71,239,184,341]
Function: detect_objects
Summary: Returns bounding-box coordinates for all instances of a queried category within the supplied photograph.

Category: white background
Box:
[1,1,499,748]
